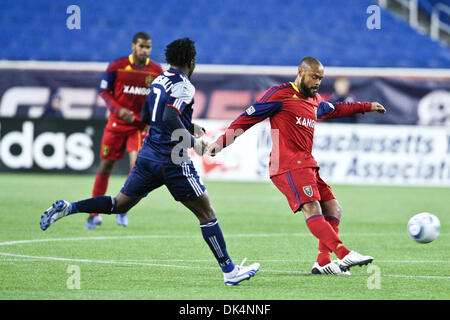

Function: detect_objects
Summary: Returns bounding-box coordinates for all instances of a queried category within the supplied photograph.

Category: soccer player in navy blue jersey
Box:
[40,38,260,286]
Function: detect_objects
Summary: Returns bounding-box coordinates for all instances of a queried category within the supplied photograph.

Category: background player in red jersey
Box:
[86,32,163,229]
[207,57,386,275]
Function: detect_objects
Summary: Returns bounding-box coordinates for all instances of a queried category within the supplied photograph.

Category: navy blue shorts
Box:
[120,156,206,202]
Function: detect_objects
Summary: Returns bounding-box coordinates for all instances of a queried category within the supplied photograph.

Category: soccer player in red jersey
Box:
[207,57,387,275]
[87,32,163,229]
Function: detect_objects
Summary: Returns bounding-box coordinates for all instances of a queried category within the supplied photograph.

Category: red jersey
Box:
[215,82,372,177]
[99,54,163,131]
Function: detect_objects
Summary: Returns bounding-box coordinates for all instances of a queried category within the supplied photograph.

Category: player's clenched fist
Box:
[191,123,207,138]
[206,142,222,157]
[193,138,209,156]
[370,102,386,114]
[118,107,136,122]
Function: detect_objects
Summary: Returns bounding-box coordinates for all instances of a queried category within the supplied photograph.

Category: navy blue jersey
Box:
[139,68,195,163]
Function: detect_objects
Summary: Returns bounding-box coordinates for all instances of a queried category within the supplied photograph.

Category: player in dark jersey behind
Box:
[40,38,260,286]
[86,32,163,229]
[207,57,387,275]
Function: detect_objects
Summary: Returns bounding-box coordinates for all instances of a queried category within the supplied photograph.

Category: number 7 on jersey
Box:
[151,87,162,122]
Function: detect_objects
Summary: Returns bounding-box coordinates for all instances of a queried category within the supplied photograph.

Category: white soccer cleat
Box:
[40,200,72,231]
[223,258,260,286]
[84,215,102,230]
[117,213,128,227]
[338,250,373,271]
[311,261,351,275]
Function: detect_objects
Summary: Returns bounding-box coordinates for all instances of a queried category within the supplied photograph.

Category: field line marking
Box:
[1,235,448,280]
[383,274,450,280]
[0,252,208,270]
[2,257,449,264]
[1,232,448,247]
[260,269,450,279]
[1,253,448,279]
[116,258,450,264]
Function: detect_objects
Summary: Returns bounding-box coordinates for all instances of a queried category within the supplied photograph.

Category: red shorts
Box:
[99,127,146,161]
[271,167,335,213]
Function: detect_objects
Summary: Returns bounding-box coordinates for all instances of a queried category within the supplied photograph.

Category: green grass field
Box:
[0,173,448,300]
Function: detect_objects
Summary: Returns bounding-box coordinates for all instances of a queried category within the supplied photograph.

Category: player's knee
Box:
[328,201,343,220]
[203,207,216,222]
[322,199,343,220]
[113,203,129,213]
[196,206,216,223]
[301,201,322,217]
[112,195,137,214]
[334,204,343,220]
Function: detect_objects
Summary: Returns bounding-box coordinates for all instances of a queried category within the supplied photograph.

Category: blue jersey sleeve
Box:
[241,101,283,119]
[141,99,151,124]
[166,81,195,114]
[99,62,117,92]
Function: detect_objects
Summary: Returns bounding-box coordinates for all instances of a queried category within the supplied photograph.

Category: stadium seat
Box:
[0,0,448,67]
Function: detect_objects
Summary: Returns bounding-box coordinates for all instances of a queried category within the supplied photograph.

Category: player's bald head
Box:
[298,57,323,72]
[295,56,324,98]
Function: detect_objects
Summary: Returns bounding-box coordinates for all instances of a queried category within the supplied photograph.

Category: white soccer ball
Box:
[407,212,441,243]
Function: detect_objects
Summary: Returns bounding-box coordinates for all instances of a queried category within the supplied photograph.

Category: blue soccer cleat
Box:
[223,258,260,286]
[40,200,72,231]
[117,213,128,227]
[84,215,102,230]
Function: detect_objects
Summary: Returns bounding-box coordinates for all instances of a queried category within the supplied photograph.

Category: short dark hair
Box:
[132,32,151,44]
[299,56,323,70]
[165,38,196,68]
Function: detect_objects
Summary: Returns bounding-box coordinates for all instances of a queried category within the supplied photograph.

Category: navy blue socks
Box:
[70,196,115,214]
[200,218,235,273]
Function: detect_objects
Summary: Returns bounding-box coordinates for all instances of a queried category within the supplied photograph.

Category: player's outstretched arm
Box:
[163,104,209,156]
[163,104,193,142]
[319,100,386,119]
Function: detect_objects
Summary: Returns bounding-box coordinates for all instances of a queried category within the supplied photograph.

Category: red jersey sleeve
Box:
[318,93,372,119]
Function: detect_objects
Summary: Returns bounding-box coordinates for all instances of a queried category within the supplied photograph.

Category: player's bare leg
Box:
[181,191,216,223]
[182,192,260,285]
[321,199,343,220]
[113,192,141,214]
[128,150,138,169]
[85,158,116,229]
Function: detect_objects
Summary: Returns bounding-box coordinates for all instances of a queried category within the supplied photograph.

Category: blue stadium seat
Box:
[418,0,450,24]
[0,0,448,67]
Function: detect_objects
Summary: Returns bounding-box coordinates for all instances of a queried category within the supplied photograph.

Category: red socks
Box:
[317,216,340,266]
[90,173,110,217]
[306,215,350,264]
